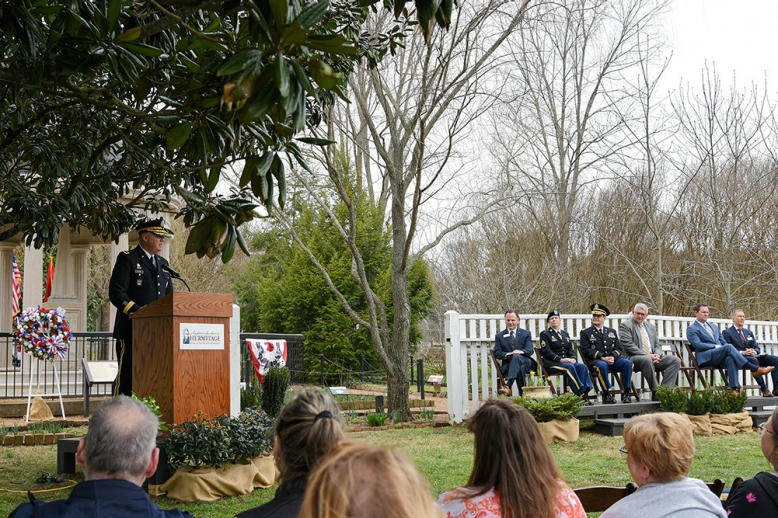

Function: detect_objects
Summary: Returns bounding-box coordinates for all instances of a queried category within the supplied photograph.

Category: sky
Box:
[662,0,778,93]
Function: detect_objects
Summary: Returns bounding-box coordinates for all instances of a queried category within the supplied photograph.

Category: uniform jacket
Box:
[108,245,173,340]
[538,327,577,365]
[722,325,762,354]
[686,321,728,364]
[579,325,625,366]
[618,318,662,357]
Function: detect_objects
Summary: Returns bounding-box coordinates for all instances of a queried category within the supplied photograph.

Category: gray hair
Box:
[633,303,649,314]
[730,308,745,319]
[83,396,158,479]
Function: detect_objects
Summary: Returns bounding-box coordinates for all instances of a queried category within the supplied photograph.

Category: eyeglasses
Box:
[759,423,774,436]
[619,444,628,455]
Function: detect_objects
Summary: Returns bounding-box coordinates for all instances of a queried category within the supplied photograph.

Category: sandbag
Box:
[710,411,752,435]
[536,418,579,443]
[29,396,54,421]
[684,413,712,436]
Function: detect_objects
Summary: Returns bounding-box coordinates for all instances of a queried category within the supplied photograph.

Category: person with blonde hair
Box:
[236,389,345,518]
[727,405,778,516]
[299,440,441,518]
[436,398,584,518]
[601,413,726,518]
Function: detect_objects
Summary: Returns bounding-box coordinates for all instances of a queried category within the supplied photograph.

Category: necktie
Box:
[509,331,516,348]
[640,324,651,355]
[738,328,746,346]
[705,323,715,338]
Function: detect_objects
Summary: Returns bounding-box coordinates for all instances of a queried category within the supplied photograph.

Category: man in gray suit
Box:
[618,303,681,401]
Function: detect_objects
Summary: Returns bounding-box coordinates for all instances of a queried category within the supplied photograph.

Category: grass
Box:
[0,427,768,517]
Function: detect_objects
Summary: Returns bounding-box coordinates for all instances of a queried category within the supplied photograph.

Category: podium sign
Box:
[132,292,233,424]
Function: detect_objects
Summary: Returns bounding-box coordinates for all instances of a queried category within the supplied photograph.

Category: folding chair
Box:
[489,349,508,393]
[705,478,726,497]
[681,342,726,390]
[576,345,638,399]
[535,347,564,396]
[574,483,638,513]
[724,476,744,509]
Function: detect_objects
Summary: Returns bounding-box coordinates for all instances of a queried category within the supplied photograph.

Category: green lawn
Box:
[0,426,767,517]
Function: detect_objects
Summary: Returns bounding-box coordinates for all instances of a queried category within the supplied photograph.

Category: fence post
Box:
[445,310,464,423]
[360,355,365,383]
[375,395,384,413]
[320,355,325,387]
[417,358,424,400]
[409,355,414,384]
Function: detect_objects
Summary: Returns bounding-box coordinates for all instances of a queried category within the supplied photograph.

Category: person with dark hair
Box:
[436,398,585,518]
[686,304,773,394]
[235,390,346,518]
[601,413,726,518]
[722,309,778,397]
[579,303,633,404]
[109,218,175,396]
[727,406,778,517]
[300,440,440,518]
[493,310,537,396]
[9,396,191,517]
[539,310,594,404]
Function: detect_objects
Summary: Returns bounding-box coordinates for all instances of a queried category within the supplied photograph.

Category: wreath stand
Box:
[25,356,66,422]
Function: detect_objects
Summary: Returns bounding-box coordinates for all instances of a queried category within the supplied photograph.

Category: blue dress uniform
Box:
[109,221,173,396]
[539,322,593,400]
[579,304,633,404]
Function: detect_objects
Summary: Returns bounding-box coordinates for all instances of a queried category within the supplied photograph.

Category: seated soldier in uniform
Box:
[539,310,594,405]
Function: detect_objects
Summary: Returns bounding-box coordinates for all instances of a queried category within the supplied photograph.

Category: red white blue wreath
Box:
[14,306,72,360]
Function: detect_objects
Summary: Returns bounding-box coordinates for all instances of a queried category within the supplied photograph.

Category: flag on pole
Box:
[43,255,54,303]
[11,252,21,317]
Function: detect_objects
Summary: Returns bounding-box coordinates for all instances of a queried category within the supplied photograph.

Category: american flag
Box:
[11,252,21,317]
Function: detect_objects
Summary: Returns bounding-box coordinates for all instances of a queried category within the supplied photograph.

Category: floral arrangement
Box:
[14,306,71,361]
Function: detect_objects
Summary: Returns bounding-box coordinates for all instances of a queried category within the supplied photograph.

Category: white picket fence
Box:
[443,310,778,423]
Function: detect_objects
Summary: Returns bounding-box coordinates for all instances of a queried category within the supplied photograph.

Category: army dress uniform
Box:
[108,221,174,395]
[579,304,633,403]
[538,311,593,400]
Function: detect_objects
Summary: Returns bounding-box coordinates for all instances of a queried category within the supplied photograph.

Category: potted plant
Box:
[158,409,276,501]
[513,392,584,443]
[521,370,552,399]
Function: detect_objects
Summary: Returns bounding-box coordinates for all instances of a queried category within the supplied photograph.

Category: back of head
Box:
[624,412,694,482]
[767,406,778,469]
[274,390,345,491]
[299,441,439,518]
[84,396,158,480]
[467,399,561,518]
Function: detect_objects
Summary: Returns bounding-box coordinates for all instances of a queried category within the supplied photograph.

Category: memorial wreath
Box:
[14,306,71,360]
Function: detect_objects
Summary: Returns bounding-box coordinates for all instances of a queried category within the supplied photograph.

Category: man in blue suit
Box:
[722,309,778,397]
[493,310,537,396]
[686,304,774,394]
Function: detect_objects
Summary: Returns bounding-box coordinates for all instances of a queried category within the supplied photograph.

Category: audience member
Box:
[618,303,680,401]
[493,310,537,396]
[436,398,585,518]
[579,303,633,404]
[299,440,440,518]
[539,310,594,404]
[601,413,726,518]
[726,406,778,517]
[236,389,345,518]
[722,309,778,397]
[9,396,191,517]
[686,304,773,394]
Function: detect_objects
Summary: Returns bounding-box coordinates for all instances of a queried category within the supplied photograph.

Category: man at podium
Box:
[109,219,175,396]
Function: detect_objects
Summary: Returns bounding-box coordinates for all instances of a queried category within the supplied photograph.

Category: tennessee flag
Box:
[43,256,54,303]
[11,253,21,317]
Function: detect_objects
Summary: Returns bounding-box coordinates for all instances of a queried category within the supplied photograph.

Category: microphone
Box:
[161,264,182,279]
[161,265,191,291]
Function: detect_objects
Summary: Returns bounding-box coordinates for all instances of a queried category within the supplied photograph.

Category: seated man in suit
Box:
[619,303,681,401]
[493,309,537,396]
[686,304,774,395]
[539,310,594,404]
[579,303,633,404]
[722,309,778,397]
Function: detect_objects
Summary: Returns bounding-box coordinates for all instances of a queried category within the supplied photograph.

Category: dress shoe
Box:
[763,389,774,397]
[580,394,595,406]
[731,388,741,396]
[651,391,659,402]
[621,394,632,403]
[753,366,776,378]
[498,386,511,396]
[602,392,616,404]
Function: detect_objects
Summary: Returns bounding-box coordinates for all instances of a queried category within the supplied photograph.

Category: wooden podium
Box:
[131,292,233,424]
